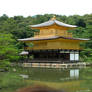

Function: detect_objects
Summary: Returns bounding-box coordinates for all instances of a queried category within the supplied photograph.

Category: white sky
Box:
[0,0,92,17]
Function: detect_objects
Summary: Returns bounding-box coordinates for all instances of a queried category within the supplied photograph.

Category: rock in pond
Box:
[19,74,29,79]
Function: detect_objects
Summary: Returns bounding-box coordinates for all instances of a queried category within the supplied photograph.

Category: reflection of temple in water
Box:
[70,69,79,78]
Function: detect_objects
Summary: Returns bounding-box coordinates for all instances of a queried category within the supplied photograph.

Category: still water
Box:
[25,67,92,92]
[0,67,92,92]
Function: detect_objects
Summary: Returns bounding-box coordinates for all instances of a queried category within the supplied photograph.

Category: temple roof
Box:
[18,36,89,42]
[30,18,77,28]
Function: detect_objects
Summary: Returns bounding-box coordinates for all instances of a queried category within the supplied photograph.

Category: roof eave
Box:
[18,36,90,42]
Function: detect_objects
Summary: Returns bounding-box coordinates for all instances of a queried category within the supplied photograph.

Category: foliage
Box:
[0,33,20,68]
[0,14,92,62]
[80,48,92,62]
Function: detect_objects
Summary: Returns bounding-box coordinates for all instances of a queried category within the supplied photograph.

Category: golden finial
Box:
[51,15,56,20]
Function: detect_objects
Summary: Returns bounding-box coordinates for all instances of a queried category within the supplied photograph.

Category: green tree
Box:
[0,33,20,68]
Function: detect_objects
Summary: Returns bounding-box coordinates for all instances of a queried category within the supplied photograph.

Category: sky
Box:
[0,0,92,17]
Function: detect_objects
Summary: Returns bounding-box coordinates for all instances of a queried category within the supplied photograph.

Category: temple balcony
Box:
[34,31,73,38]
[55,31,72,38]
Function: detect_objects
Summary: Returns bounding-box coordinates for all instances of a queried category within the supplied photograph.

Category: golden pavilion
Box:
[18,16,89,63]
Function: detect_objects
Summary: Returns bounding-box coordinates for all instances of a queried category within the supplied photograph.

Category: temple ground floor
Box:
[25,49,80,63]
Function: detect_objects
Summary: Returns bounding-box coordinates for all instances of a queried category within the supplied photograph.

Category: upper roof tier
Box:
[29,16,77,29]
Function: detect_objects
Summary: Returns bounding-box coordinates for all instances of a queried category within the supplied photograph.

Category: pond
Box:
[0,67,92,92]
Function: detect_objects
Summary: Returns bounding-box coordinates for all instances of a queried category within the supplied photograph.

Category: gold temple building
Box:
[18,16,89,63]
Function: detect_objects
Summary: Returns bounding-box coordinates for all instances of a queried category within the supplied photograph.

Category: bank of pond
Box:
[0,66,92,92]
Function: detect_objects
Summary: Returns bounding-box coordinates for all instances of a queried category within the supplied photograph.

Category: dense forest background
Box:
[0,14,92,67]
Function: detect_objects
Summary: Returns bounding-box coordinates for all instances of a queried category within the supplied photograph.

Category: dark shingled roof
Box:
[18,36,89,42]
[29,19,77,28]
